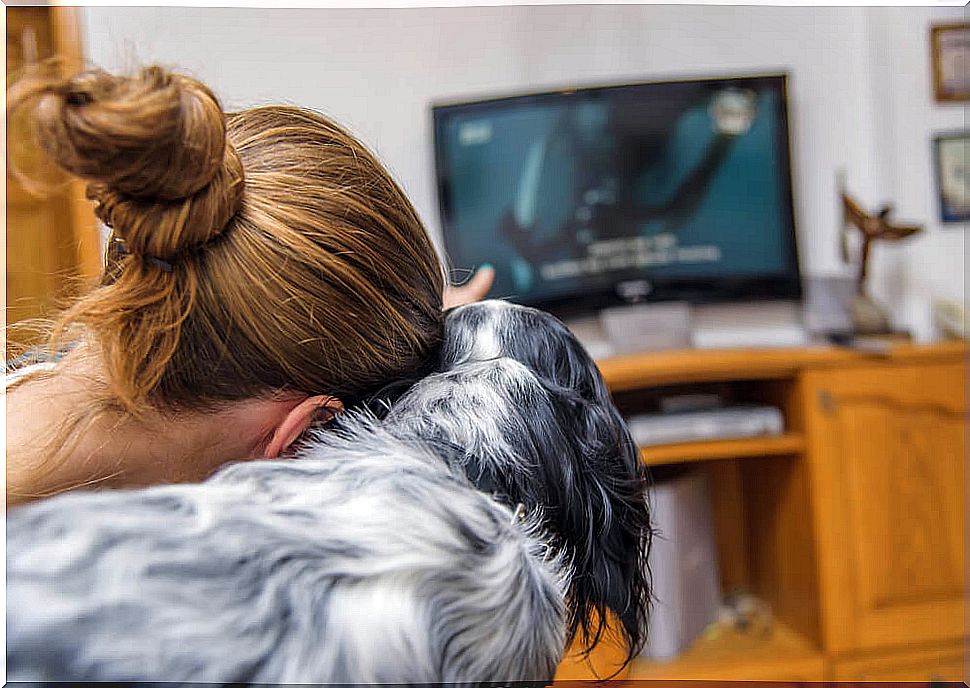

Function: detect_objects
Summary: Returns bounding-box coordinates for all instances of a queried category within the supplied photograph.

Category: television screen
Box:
[432,74,801,315]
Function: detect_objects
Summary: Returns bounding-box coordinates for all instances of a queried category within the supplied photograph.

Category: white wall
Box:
[863,6,967,340]
[81,5,965,339]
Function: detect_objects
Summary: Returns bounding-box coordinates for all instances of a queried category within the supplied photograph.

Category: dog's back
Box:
[7,420,567,683]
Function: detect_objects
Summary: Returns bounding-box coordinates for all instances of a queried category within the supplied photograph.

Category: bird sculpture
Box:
[839,177,923,334]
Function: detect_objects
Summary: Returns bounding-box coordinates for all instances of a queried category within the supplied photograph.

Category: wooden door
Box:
[6,7,101,349]
[802,359,965,654]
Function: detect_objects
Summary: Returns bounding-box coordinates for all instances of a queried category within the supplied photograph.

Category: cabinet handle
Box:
[818,389,836,413]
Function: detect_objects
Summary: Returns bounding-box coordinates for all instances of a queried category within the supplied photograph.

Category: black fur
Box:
[384,300,652,660]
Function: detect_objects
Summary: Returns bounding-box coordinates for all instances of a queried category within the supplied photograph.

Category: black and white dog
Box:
[6,300,651,684]
[389,300,651,656]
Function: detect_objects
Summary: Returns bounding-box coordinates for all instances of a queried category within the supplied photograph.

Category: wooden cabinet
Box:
[830,641,965,681]
[554,627,631,681]
[572,342,966,681]
[803,361,965,654]
[627,621,826,681]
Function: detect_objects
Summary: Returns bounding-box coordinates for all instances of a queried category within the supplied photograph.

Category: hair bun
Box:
[12,63,244,259]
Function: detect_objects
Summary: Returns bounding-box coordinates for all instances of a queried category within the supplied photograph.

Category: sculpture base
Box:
[849,293,892,335]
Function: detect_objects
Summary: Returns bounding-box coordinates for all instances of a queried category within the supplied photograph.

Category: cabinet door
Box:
[803,361,965,653]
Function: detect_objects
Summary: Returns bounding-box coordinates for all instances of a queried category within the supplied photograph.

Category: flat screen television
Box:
[432,73,802,317]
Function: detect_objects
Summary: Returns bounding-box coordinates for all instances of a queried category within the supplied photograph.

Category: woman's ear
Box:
[263,395,344,459]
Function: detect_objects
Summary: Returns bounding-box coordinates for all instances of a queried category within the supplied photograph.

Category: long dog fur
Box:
[6,300,650,683]
[387,300,651,657]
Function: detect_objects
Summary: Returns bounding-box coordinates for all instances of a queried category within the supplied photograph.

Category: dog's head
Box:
[384,299,651,660]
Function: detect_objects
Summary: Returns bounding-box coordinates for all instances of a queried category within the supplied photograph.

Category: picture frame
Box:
[933,131,970,224]
[931,23,970,102]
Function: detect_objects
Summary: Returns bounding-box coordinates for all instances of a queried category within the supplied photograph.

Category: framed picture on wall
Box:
[933,132,970,224]
[931,23,970,102]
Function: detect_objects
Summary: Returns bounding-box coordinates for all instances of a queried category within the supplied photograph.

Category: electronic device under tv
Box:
[432,73,802,317]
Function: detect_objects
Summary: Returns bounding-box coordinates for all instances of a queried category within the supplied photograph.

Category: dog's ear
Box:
[434,301,652,659]
[536,380,650,660]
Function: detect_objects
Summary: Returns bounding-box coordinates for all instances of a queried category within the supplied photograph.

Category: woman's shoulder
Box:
[5,351,58,390]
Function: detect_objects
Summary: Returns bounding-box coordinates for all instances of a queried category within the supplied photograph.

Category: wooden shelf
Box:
[627,620,824,681]
[640,432,805,467]
[597,341,967,391]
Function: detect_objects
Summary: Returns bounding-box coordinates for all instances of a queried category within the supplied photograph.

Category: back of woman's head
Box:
[8,62,445,412]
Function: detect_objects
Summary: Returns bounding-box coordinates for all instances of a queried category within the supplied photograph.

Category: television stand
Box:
[554,340,965,682]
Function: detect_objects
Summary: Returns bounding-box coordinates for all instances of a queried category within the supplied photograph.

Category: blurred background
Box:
[6,3,967,683]
[8,5,967,338]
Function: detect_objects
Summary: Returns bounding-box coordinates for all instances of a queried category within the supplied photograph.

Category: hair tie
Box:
[108,236,174,272]
[144,255,174,272]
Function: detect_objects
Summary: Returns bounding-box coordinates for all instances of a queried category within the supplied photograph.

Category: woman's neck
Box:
[5,352,282,507]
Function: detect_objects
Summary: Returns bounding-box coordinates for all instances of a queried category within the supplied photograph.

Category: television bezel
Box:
[431,72,803,318]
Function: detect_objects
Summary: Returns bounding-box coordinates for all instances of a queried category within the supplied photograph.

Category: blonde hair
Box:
[7,62,445,493]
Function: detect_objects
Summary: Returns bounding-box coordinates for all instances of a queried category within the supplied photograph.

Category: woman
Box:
[6,62,492,505]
